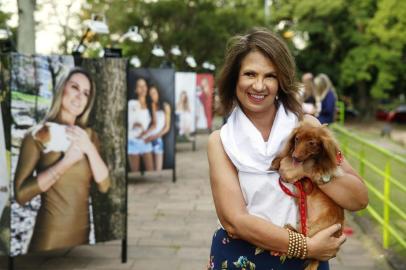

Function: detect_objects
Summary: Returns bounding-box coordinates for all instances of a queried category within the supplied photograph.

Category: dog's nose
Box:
[292,155,302,163]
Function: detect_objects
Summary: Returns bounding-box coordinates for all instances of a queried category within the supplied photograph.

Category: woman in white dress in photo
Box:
[128,78,154,172]
[143,85,171,171]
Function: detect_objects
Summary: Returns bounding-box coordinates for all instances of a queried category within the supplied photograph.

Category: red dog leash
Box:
[278,151,343,236]
[279,177,312,236]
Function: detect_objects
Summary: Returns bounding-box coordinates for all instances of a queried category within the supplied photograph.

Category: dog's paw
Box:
[270,156,282,170]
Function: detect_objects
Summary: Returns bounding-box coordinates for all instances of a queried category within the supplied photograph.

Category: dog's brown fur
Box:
[271,121,344,270]
[33,125,50,146]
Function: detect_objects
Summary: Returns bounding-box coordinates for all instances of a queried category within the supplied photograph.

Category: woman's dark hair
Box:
[217,27,303,118]
[148,84,164,111]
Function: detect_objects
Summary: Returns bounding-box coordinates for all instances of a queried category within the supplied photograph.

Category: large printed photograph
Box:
[175,72,196,141]
[9,54,126,255]
[127,68,175,173]
[0,55,11,255]
[195,73,214,131]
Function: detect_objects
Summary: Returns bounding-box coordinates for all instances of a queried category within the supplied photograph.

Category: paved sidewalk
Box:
[2,134,394,269]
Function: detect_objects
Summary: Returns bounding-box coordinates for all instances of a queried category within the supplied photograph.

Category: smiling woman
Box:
[207,28,367,270]
[13,67,111,251]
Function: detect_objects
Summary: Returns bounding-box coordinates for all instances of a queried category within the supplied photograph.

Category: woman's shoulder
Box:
[208,130,222,151]
[21,127,43,150]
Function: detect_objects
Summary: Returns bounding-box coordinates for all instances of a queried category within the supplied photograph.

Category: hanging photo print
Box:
[175,72,196,141]
[195,73,214,130]
[9,55,127,256]
[127,68,175,174]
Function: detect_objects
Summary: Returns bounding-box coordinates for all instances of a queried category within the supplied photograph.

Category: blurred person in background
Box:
[301,72,320,116]
[314,73,337,124]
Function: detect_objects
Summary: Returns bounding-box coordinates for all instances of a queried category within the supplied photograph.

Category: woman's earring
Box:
[275,95,279,101]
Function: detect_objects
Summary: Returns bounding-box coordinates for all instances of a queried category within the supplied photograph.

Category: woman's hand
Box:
[307,224,346,261]
[133,122,143,130]
[62,142,84,168]
[67,126,95,155]
[144,134,158,143]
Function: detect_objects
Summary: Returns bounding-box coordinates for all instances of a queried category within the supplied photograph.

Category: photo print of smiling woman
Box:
[8,55,127,255]
[0,55,11,255]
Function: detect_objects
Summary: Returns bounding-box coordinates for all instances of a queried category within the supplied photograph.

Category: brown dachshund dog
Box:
[271,120,344,270]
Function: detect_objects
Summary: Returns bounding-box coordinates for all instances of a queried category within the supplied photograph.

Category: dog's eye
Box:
[294,137,299,142]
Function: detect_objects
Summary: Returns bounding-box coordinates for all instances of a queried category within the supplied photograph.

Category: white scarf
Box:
[220,104,299,228]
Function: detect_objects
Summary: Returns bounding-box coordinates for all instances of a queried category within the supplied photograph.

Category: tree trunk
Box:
[82,58,127,242]
[356,81,374,120]
[17,0,36,54]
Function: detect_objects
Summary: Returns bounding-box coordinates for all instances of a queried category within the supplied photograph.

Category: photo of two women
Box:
[127,68,175,174]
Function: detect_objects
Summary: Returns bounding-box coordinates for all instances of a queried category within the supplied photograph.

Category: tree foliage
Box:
[65,0,406,117]
[271,0,406,117]
[80,0,264,72]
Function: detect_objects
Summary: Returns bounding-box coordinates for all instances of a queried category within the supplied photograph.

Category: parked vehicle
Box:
[376,104,406,123]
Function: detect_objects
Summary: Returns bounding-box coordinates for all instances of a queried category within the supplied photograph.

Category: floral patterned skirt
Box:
[208,228,329,270]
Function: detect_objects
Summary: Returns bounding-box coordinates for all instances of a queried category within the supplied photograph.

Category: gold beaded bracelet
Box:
[286,228,307,259]
[301,236,308,259]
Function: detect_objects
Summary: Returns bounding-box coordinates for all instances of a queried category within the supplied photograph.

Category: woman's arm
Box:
[159,103,171,136]
[145,103,172,142]
[208,130,345,259]
[68,126,110,193]
[14,133,82,204]
[141,106,157,137]
[318,159,368,211]
[14,134,45,205]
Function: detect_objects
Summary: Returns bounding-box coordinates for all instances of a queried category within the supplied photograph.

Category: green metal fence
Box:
[331,124,406,251]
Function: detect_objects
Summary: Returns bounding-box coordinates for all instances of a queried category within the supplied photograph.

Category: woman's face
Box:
[149,87,159,103]
[61,73,90,118]
[136,79,148,97]
[236,50,279,114]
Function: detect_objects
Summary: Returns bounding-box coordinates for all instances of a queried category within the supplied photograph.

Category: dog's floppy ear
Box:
[319,126,339,173]
[277,125,299,157]
[270,125,299,170]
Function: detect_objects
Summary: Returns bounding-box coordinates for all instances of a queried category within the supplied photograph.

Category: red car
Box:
[376,105,406,123]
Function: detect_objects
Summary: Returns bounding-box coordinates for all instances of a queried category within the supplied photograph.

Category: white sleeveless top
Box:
[220,104,299,229]
[128,100,151,140]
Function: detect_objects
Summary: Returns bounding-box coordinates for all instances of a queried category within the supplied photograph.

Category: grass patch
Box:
[11,91,51,106]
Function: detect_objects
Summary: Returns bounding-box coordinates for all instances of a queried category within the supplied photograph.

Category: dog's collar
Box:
[336,151,343,165]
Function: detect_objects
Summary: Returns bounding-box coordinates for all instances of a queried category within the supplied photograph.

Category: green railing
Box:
[331,124,406,250]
